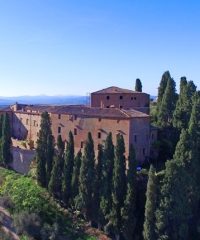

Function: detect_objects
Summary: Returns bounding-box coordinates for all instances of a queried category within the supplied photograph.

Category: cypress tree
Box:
[48,135,64,199]
[173,77,196,130]
[36,111,53,187]
[0,114,3,139]
[135,78,142,92]
[121,144,137,240]
[1,113,12,167]
[79,132,95,222]
[109,134,126,239]
[94,144,103,227]
[100,133,114,224]
[71,150,82,201]
[143,165,157,240]
[156,71,171,115]
[62,131,74,207]
[156,130,193,240]
[157,77,177,127]
[46,134,54,185]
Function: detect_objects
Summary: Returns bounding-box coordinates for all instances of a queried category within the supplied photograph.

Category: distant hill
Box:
[0,95,90,106]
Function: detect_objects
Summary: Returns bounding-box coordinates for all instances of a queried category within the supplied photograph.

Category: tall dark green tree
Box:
[156,71,171,116]
[48,135,64,199]
[36,111,54,187]
[109,134,126,239]
[62,131,74,207]
[79,132,96,222]
[100,133,114,224]
[157,77,177,127]
[143,165,157,240]
[0,114,3,139]
[94,144,103,227]
[1,113,12,167]
[135,78,142,92]
[156,130,193,240]
[121,144,137,240]
[173,77,196,130]
[71,150,82,201]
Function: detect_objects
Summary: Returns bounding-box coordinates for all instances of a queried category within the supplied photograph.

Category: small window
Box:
[26,119,29,125]
[58,114,61,119]
[120,95,123,100]
[98,132,101,139]
[74,128,77,135]
[81,141,84,148]
[58,127,61,134]
[134,97,137,100]
[98,118,101,122]
[134,135,137,142]
[152,134,154,140]
[106,106,110,108]
[33,120,36,127]
[120,106,123,109]
[131,97,133,100]
[106,96,110,100]
[74,115,77,120]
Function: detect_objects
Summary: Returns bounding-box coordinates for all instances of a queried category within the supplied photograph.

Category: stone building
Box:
[2,86,156,163]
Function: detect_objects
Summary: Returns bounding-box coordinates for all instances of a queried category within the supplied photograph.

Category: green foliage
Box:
[121,144,137,240]
[71,150,82,201]
[109,134,126,237]
[62,131,74,206]
[36,111,54,187]
[100,133,114,223]
[79,132,96,221]
[135,78,142,92]
[143,165,157,240]
[157,77,177,127]
[173,77,196,130]
[1,113,12,167]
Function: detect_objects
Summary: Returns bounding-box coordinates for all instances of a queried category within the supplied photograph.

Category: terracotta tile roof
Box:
[14,104,149,119]
[92,86,145,94]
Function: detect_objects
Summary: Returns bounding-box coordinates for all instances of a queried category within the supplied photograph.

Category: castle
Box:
[2,86,157,163]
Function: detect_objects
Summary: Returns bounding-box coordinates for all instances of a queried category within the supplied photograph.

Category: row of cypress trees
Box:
[0,113,12,167]
[143,72,200,239]
[36,115,139,239]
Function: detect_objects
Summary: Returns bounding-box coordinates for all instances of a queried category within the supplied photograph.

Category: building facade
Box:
[3,86,156,163]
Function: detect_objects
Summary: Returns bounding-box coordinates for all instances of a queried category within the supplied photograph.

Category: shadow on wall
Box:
[10,147,36,174]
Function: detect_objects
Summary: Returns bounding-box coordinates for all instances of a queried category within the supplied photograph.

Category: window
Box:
[98,118,101,122]
[58,114,61,119]
[26,119,29,125]
[134,97,137,100]
[74,128,77,135]
[74,115,77,120]
[120,105,123,109]
[81,141,84,148]
[58,127,61,134]
[119,95,123,100]
[106,96,110,100]
[33,120,36,127]
[98,132,101,139]
[134,135,137,143]
[131,97,133,100]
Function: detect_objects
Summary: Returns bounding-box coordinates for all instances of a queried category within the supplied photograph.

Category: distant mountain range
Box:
[0,95,157,108]
[0,95,90,107]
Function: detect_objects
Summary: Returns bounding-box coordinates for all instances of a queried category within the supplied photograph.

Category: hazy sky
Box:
[0,0,199,96]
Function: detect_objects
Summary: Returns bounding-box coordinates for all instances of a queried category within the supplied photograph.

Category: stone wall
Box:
[10,147,36,174]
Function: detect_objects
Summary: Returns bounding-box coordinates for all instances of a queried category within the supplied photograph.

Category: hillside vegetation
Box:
[0,167,97,240]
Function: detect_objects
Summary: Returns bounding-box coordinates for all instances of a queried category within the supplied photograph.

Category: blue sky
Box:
[0,0,199,96]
